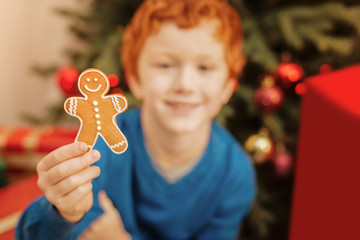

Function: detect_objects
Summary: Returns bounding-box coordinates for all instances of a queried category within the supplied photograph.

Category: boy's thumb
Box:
[98,190,116,213]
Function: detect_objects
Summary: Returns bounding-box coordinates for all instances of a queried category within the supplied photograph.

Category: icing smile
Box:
[85,84,102,92]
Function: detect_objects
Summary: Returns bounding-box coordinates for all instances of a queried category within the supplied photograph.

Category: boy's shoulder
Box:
[210,122,254,177]
[117,108,140,124]
[211,121,246,156]
[116,108,141,134]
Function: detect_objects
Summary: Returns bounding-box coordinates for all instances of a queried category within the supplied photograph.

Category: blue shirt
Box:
[16,109,256,240]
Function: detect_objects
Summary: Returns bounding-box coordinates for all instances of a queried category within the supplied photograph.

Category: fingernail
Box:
[91,150,101,160]
[78,142,87,152]
[94,166,101,176]
[99,190,105,197]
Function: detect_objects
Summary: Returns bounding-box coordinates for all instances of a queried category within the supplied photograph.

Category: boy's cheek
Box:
[148,76,175,91]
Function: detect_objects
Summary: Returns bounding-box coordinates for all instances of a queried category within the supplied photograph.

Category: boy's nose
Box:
[173,65,195,94]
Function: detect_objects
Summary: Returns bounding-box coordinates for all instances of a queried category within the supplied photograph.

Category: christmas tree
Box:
[28,0,360,239]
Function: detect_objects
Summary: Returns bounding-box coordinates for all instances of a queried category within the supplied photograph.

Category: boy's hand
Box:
[77,191,131,240]
[36,142,101,223]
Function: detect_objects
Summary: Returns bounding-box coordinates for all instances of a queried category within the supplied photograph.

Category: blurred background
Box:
[0,0,359,240]
[0,0,86,125]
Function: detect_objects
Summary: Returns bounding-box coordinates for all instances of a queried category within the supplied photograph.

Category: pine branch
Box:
[215,105,235,127]
[261,2,360,55]
[244,185,276,239]
[123,92,141,109]
[68,25,93,41]
[235,83,258,115]
[31,64,59,77]
[229,0,279,71]
[243,19,279,71]
[93,30,123,74]
[53,8,92,23]
[262,114,285,142]
[298,25,355,55]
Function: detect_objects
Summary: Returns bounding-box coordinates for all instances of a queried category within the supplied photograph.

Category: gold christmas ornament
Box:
[244,128,274,164]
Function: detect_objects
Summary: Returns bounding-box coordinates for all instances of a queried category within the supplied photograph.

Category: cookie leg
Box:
[75,124,98,151]
[102,125,128,154]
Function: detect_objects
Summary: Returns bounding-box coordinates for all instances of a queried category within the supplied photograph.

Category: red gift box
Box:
[0,127,77,239]
[0,127,77,170]
[0,175,43,239]
[289,65,360,240]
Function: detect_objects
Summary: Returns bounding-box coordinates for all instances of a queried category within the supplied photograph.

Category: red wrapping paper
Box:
[0,175,42,239]
[36,127,78,153]
[0,126,77,170]
[289,65,360,240]
[4,128,32,153]
[0,127,77,238]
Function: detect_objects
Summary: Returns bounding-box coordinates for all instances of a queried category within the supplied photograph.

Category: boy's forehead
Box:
[155,19,221,38]
[143,19,224,55]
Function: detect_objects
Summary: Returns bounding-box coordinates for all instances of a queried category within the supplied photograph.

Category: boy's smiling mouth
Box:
[165,100,200,113]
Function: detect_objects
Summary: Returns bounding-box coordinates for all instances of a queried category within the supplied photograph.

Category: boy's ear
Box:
[221,77,237,104]
[126,74,143,100]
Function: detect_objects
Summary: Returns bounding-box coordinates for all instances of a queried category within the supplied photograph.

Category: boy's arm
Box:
[16,196,77,240]
[15,142,102,239]
[194,157,256,240]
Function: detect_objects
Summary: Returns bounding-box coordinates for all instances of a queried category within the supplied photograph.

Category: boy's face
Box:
[128,20,237,134]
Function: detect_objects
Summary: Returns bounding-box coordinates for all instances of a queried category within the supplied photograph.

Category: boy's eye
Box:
[198,65,214,71]
[154,63,174,69]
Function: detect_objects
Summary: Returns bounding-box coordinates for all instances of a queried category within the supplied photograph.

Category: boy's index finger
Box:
[38,142,88,172]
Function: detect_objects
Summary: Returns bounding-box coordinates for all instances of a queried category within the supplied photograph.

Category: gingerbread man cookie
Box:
[64,68,128,154]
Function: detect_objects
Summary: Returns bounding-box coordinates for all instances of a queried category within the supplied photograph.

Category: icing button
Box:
[97,120,101,125]
[94,108,99,112]
[95,114,100,119]
[97,126,101,131]
[93,101,98,106]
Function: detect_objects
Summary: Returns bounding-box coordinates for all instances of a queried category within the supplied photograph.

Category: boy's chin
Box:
[162,118,211,136]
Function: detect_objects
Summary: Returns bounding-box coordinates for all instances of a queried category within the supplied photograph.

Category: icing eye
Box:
[94,78,98,82]
[86,78,90,82]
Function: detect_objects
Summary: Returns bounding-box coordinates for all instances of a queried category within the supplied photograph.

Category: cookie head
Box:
[78,69,109,97]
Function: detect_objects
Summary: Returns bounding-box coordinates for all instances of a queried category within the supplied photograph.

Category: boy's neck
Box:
[141,113,211,168]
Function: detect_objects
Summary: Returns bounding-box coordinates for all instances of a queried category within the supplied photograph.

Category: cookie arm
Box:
[64,97,80,116]
[109,95,128,114]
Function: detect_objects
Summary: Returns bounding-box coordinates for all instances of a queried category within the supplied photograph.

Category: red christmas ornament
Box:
[108,74,120,88]
[295,82,307,95]
[273,151,293,175]
[110,87,124,95]
[254,76,284,112]
[319,64,332,74]
[277,62,304,88]
[56,65,80,96]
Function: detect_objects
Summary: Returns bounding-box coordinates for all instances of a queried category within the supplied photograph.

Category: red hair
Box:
[121,0,245,80]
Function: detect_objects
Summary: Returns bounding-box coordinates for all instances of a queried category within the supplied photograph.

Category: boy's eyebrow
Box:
[147,51,223,62]
[196,54,223,61]
[147,51,177,59]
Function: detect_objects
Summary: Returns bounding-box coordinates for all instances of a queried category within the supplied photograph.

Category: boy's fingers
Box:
[58,186,93,223]
[61,181,93,206]
[54,165,100,196]
[38,142,88,172]
[98,191,117,213]
[44,150,100,186]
